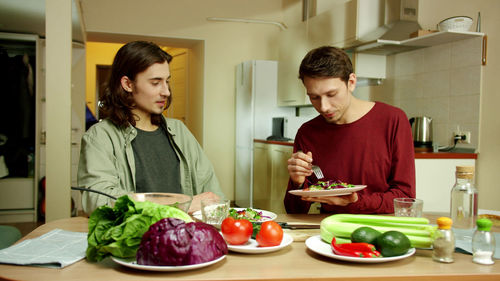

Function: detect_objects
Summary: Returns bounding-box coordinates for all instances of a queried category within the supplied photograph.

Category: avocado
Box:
[376,230,411,257]
[351,226,382,245]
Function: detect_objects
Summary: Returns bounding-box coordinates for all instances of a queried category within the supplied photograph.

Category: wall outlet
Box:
[461,131,471,144]
[454,131,471,144]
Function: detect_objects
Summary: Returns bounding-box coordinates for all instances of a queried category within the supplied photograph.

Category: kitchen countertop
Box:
[254,139,478,159]
[1,214,498,281]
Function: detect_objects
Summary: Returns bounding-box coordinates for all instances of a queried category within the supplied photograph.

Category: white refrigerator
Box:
[235,60,294,208]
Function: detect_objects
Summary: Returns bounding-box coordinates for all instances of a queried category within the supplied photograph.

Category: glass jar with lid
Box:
[433,217,455,263]
[450,166,478,238]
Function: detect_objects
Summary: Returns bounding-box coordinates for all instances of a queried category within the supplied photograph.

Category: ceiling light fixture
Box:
[206,17,287,30]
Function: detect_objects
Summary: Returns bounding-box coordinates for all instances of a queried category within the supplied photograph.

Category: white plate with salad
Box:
[193,207,277,227]
[111,255,226,271]
[305,235,416,263]
[226,233,293,254]
[289,180,366,197]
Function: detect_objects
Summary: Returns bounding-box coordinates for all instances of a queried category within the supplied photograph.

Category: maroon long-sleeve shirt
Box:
[284,102,415,214]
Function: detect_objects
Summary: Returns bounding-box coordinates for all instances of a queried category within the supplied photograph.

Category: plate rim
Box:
[288,185,367,197]
[226,233,294,254]
[111,254,226,271]
[305,235,416,263]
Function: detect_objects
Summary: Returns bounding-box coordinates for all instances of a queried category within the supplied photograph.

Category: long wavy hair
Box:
[99,41,173,128]
[299,46,353,86]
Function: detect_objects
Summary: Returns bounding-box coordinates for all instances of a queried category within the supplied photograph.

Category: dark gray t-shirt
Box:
[131,125,181,193]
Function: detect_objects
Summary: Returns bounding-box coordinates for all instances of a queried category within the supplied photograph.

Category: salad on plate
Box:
[304,180,355,191]
[228,208,272,222]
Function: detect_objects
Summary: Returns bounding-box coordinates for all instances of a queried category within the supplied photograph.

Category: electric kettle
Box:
[409,116,433,148]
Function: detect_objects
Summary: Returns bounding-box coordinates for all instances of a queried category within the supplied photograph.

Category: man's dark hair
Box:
[298,46,353,85]
[100,41,173,128]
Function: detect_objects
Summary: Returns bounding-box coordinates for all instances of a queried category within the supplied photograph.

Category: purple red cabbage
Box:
[136,218,228,266]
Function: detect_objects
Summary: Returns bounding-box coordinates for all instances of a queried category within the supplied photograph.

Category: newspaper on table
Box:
[0,228,87,268]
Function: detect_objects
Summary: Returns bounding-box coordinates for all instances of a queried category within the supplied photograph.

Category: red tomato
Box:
[221,217,253,245]
[256,221,283,247]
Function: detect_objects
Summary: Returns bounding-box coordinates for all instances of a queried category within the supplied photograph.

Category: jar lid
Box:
[456,166,474,173]
[437,217,453,229]
[476,218,493,231]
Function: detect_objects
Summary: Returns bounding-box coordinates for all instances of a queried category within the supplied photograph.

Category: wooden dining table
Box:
[0,213,499,281]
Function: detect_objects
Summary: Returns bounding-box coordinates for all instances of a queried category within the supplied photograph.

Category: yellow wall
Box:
[85,41,124,116]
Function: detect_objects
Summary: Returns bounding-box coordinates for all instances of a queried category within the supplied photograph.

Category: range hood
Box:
[343,0,424,55]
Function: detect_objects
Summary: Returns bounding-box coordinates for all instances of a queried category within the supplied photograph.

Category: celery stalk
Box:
[320,214,437,248]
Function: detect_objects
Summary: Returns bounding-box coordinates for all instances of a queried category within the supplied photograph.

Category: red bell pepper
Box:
[336,242,376,253]
[331,237,380,258]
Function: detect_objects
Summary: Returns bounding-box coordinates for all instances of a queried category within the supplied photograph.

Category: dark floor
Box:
[2,210,87,238]
[2,221,44,237]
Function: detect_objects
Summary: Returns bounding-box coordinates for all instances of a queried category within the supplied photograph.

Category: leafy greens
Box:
[86,195,193,262]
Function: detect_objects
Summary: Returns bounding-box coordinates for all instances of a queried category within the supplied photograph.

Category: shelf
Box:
[344,31,485,55]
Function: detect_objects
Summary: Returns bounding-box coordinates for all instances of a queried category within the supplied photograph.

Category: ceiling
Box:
[0,0,84,42]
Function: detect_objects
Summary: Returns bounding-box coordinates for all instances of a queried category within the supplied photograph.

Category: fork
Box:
[311,165,324,180]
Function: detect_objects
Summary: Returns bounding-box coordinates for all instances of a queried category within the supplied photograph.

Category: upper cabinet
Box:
[277,25,310,107]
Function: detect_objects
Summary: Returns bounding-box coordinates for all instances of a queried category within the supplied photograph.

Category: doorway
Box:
[85,33,205,145]
[95,64,111,120]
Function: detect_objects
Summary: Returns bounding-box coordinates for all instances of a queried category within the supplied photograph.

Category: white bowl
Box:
[438,16,473,32]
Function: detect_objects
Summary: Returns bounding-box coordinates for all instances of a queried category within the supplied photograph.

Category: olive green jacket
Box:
[77,117,224,214]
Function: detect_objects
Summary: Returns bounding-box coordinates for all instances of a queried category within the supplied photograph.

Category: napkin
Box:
[0,229,88,268]
[453,228,500,259]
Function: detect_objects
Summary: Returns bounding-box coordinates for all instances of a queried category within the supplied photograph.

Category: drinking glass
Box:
[201,198,230,226]
[394,198,423,217]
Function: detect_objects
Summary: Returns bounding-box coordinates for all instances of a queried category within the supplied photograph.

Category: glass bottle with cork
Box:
[433,216,455,263]
[450,166,478,240]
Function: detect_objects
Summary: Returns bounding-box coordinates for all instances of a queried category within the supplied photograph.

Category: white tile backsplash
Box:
[395,75,422,99]
[393,49,424,76]
[450,65,481,96]
[370,38,481,149]
[449,94,480,124]
[420,70,450,98]
[451,37,483,68]
[423,96,450,122]
[423,43,451,72]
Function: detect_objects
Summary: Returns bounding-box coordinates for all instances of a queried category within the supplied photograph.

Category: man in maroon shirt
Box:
[284,46,415,214]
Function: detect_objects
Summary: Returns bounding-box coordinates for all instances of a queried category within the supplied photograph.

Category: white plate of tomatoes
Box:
[220,218,292,254]
[305,235,416,263]
[226,233,293,254]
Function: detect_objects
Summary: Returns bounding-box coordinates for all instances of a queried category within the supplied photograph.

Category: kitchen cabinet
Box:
[415,158,475,213]
[252,142,270,210]
[276,25,310,107]
[252,142,292,214]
